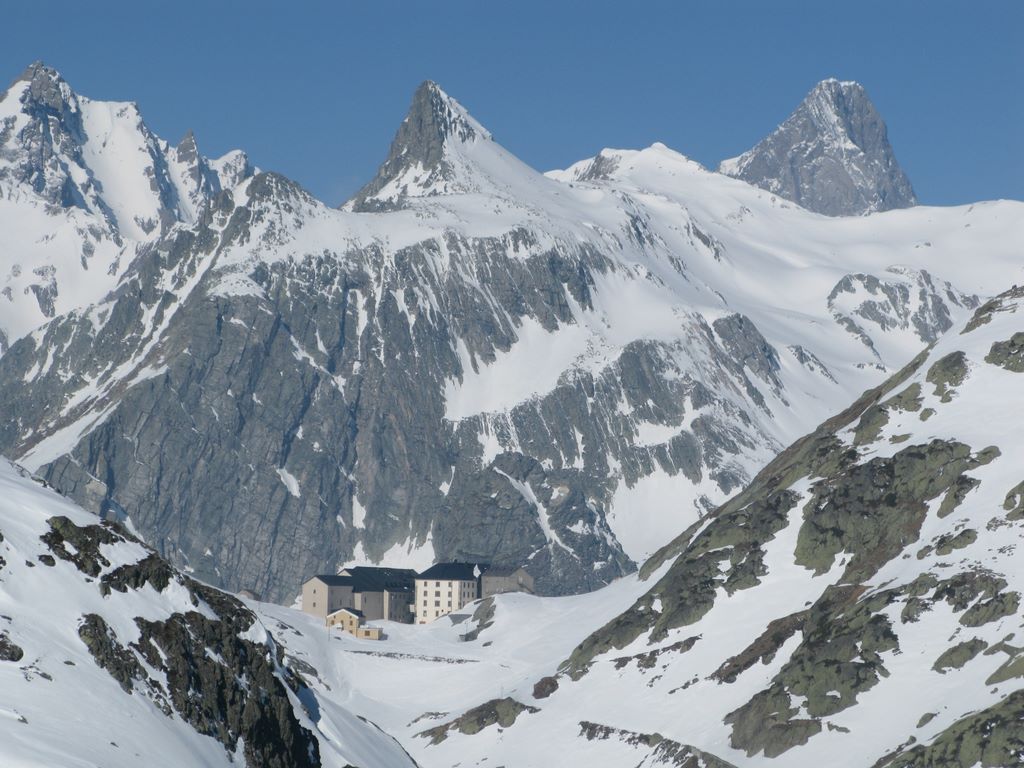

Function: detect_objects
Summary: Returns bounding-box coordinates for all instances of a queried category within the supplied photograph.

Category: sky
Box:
[1,1,1020,207]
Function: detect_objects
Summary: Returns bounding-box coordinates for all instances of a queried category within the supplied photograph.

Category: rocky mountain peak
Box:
[403,79,491,156]
[345,80,496,211]
[10,61,76,111]
[209,148,254,189]
[802,78,879,144]
[175,129,199,164]
[719,78,917,216]
[0,62,256,239]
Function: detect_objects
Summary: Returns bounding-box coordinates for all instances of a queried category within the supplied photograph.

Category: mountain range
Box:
[0,63,1022,605]
[1,60,1022,767]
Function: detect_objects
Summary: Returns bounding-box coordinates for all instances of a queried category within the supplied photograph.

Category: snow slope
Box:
[0,458,417,767]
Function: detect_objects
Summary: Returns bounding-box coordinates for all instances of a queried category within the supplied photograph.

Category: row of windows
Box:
[418,580,475,589]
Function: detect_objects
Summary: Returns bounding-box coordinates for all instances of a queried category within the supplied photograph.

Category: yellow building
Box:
[326,607,383,640]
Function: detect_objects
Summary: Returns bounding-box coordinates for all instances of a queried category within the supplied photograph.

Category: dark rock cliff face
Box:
[720,79,916,216]
[0,164,797,602]
[0,76,959,605]
[42,515,321,768]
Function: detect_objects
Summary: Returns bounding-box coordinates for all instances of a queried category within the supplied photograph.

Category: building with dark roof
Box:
[413,562,488,624]
[301,566,417,623]
[417,562,485,581]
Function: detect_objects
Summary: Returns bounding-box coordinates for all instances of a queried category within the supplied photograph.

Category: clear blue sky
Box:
[3,1,1020,206]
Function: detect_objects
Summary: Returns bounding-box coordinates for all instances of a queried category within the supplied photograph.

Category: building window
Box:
[434,600,440,607]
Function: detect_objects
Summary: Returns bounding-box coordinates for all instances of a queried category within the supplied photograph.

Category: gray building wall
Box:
[384,590,413,622]
[481,569,535,598]
[355,591,384,620]
[301,578,354,619]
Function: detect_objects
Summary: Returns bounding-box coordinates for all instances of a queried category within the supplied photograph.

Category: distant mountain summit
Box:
[720,79,916,216]
[0,61,252,239]
[345,80,545,211]
[346,80,487,211]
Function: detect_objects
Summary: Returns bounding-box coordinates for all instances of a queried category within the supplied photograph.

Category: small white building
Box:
[414,563,485,624]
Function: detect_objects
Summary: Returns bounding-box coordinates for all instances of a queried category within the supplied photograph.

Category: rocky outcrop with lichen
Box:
[545,286,1024,765]
[0,458,418,767]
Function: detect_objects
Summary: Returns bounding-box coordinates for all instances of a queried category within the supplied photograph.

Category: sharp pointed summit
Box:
[719,78,917,216]
[399,80,492,155]
[345,80,515,212]
[10,61,76,112]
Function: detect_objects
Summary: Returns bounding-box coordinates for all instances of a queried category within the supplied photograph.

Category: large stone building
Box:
[301,566,416,623]
[414,563,485,624]
[338,566,416,622]
[481,566,534,598]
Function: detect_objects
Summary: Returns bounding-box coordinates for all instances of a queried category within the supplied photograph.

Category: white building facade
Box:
[414,563,484,624]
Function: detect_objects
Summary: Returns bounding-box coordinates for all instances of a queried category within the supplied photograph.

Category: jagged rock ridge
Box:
[0,62,253,349]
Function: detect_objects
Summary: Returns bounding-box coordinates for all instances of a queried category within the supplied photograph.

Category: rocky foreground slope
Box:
[0,458,416,767]
[265,286,1024,767]
[1,64,1022,603]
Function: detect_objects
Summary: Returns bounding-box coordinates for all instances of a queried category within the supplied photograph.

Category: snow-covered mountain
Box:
[0,457,417,767]
[259,284,1024,767]
[0,62,252,349]
[719,79,917,216]
[344,80,517,211]
[0,66,1022,605]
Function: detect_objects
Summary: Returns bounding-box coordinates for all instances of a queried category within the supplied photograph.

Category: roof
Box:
[307,574,354,587]
[417,562,488,581]
[307,566,417,593]
[338,566,417,592]
[328,607,363,618]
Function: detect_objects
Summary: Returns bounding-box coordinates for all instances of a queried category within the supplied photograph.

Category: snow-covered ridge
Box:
[0,61,253,348]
